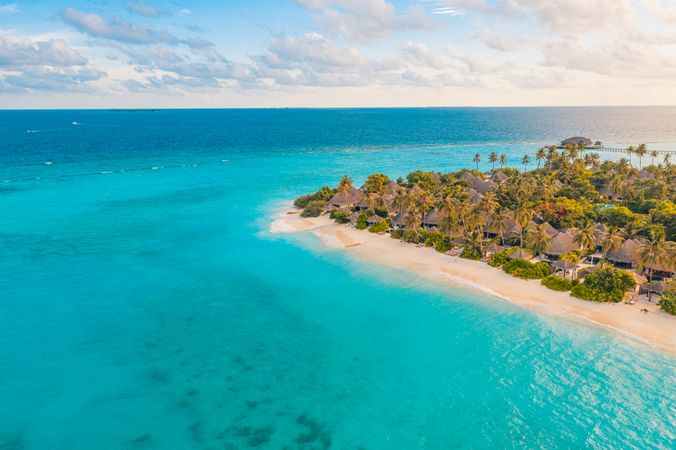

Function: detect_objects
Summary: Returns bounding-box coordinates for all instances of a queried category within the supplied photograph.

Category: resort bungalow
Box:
[606,239,641,269]
[552,259,577,279]
[391,212,409,229]
[542,230,577,261]
[490,170,509,183]
[599,185,622,201]
[508,248,533,261]
[484,243,504,258]
[422,208,443,229]
[328,187,364,209]
[365,215,383,226]
[462,172,496,195]
[558,136,601,149]
[643,262,676,282]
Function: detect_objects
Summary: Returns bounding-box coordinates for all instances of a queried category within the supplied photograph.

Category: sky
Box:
[1,0,676,108]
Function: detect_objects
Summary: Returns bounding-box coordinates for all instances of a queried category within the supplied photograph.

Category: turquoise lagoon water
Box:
[0,108,674,449]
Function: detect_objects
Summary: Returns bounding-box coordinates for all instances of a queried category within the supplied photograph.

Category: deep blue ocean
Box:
[0,108,674,449]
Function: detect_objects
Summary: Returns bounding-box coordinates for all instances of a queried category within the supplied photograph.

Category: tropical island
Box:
[272,142,676,351]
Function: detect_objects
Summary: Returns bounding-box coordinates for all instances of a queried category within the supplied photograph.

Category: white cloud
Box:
[0,34,87,67]
[297,0,435,43]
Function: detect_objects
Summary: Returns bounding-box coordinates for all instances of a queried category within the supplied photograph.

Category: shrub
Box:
[301,200,326,217]
[390,229,403,239]
[487,249,511,267]
[659,292,676,315]
[541,275,573,291]
[331,211,350,224]
[368,220,389,233]
[433,236,452,254]
[356,214,367,230]
[571,267,636,303]
[503,259,551,279]
[294,186,333,208]
[424,232,443,248]
[460,246,482,260]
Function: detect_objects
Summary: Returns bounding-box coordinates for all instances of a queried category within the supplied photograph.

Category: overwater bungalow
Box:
[606,239,641,269]
[558,136,601,149]
[542,230,577,261]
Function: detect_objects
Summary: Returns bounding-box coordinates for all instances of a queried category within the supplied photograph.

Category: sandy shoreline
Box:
[270,210,676,356]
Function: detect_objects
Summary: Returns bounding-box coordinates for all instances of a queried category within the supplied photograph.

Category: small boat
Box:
[71,121,79,126]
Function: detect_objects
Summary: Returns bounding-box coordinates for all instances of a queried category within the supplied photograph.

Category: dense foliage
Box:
[294,186,333,209]
[541,275,575,291]
[300,200,325,217]
[368,221,389,233]
[502,259,551,279]
[571,267,636,303]
[459,246,482,260]
[487,249,512,267]
[659,291,676,315]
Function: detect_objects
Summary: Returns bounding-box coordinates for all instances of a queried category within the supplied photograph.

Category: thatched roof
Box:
[638,169,651,180]
[606,239,641,264]
[508,248,533,260]
[391,212,409,227]
[386,181,402,195]
[328,187,363,207]
[485,243,504,255]
[542,221,558,237]
[547,231,577,256]
[422,208,443,226]
[366,215,383,225]
[461,172,495,194]
[491,170,508,183]
[467,187,484,203]
[561,136,592,146]
[552,260,576,271]
[348,212,360,222]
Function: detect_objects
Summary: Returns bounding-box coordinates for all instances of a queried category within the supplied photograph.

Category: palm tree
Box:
[637,238,674,283]
[489,209,511,245]
[499,153,507,168]
[626,146,635,167]
[488,151,498,170]
[573,223,596,254]
[513,204,534,249]
[545,146,558,170]
[535,148,546,169]
[521,154,530,172]
[525,223,552,257]
[472,153,481,171]
[650,150,658,166]
[601,228,624,265]
[637,238,675,300]
[564,144,579,161]
[636,144,648,170]
[664,153,671,167]
[338,175,353,193]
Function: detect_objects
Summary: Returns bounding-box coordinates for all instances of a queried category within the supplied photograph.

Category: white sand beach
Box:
[271,210,676,356]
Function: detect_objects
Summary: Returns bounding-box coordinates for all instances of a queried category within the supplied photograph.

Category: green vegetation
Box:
[300,200,325,217]
[487,248,513,267]
[368,220,389,233]
[541,275,575,291]
[571,268,636,303]
[459,246,481,260]
[294,186,333,209]
[298,142,675,307]
[502,259,551,279]
[659,291,676,315]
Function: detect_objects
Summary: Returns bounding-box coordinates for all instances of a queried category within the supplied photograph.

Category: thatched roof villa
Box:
[490,170,509,183]
[508,248,533,260]
[328,187,364,209]
[422,208,443,228]
[366,215,383,226]
[605,238,642,268]
[543,230,578,260]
